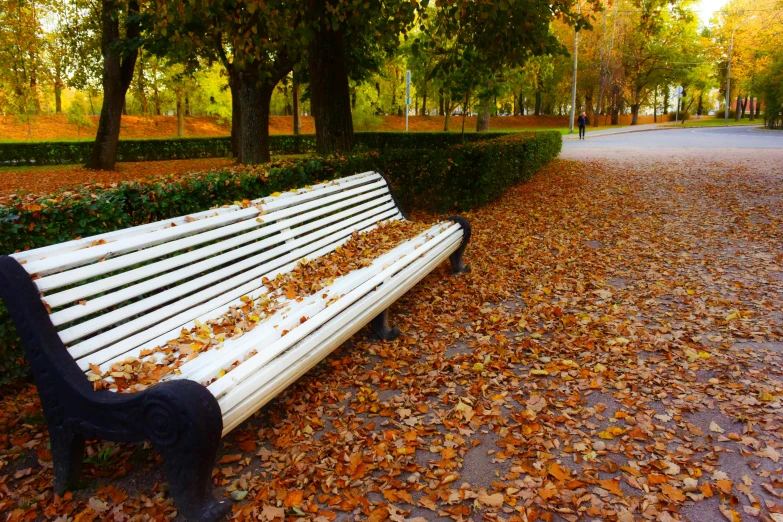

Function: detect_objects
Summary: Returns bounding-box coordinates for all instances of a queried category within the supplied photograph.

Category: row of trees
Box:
[1,0,781,169]
[1,0,591,169]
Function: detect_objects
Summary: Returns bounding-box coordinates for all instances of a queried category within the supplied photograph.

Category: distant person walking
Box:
[577,112,587,140]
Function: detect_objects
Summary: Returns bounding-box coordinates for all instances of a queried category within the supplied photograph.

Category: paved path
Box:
[562,125,780,148]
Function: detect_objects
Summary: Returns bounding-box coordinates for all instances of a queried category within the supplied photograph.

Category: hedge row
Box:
[0,131,561,385]
[0,131,511,166]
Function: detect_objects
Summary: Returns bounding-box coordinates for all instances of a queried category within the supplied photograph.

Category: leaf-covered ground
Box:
[0,158,235,203]
[1,154,781,522]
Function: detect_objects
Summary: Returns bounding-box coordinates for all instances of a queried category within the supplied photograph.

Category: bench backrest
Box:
[11,171,402,373]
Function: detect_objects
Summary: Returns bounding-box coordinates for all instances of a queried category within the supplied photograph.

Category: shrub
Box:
[0,132,509,166]
[0,131,560,385]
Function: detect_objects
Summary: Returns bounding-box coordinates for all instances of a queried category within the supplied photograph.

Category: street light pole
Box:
[724,15,753,123]
[569,25,579,133]
[569,1,584,133]
[725,31,734,123]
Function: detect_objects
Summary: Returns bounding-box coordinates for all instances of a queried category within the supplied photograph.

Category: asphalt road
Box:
[562,125,783,150]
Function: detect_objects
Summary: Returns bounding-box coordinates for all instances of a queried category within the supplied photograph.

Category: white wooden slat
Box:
[49,196,397,321]
[74,214,403,370]
[41,183,391,299]
[209,224,461,403]
[24,208,261,278]
[253,172,381,214]
[61,199,397,346]
[221,239,458,434]
[218,233,462,428]
[91,215,403,373]
[55,198,397,333]
[91,213,403,373]
[177,222,452,385]
[10,206,243,264]
[12,171,380,265]
[25,175,386,278]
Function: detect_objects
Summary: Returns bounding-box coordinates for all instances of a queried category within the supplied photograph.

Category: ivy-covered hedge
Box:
[0,131,560,385]
[0,131,511,166]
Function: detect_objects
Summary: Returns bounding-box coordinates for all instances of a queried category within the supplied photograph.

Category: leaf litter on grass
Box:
[0,156,781,521]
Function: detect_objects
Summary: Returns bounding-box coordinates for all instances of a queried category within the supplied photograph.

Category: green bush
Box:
[0,132,509,166]
[0,131,560,385]
[338,131,561,211]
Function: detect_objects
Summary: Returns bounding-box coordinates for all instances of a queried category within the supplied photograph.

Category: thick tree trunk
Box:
[90,0,140,170]
[421,91,427,116]
[535,91,542,116]
[735,95,742,121]
[630,103,640,125]
[439,89,444,116]
[308,0,354,154]
[662,90,669,115]
[443,99,451,131]
[476,100,490,132]
[122,98,128,116]
[755,100,761,119]
[237,72,275,165]
[741,96,748,118]
[292,80,301,135]
[749,98,755,121]
[177,94,185,137]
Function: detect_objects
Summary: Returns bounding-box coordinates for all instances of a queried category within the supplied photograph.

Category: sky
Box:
[695,0,729,25]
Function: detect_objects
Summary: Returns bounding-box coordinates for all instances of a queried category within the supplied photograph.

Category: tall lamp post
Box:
[569,1,585,133]
[724,15,754,123]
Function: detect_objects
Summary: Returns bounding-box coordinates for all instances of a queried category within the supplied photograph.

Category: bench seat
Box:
[0,171,471,522]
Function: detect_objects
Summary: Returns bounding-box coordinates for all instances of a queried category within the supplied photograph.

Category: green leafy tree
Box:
[66,92,92,138]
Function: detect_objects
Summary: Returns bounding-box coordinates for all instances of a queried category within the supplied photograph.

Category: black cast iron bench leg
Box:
[0,256,230,522]
[446,216,472,274]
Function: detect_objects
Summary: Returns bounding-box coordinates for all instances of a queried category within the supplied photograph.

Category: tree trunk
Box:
[177,94,185,137]
[308,0,353,154]
[122,98,128,115]
[55,84,63,114]
[663,90,669,115]
[421,90,427,116]
[749,97,755,121]
[735,95,742,121]
[755,99,761,119]
[229,69,242,159]
[631,103,640,125]
[292,80,301,135]
[741,96,748,118]
[89,0,140,171]
[476,100,490,132]
[236,72,275,165]
[443,97,451,131]
[535,91,542,116]
[439,89,444,116]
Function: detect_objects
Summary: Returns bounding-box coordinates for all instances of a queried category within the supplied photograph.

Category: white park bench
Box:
[0,171,471,521]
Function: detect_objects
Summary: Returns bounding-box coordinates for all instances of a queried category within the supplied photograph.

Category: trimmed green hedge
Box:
[0,131,560,385]
[0,132,512,166]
